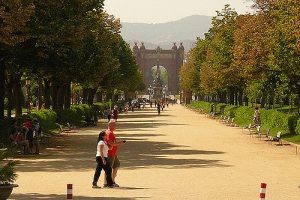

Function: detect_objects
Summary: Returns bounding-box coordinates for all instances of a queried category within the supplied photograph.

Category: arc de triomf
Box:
[133,42,185,95]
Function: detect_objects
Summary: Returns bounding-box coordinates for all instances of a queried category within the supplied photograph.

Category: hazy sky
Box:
[104,0,253,23]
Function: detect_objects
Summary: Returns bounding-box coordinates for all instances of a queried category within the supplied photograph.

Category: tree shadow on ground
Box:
[15,108,231,173]
[10,193,150,200]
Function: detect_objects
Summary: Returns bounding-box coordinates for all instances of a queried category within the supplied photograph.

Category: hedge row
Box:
[57,103,109,126]
[189,101,300,136]
[0,103,111,145]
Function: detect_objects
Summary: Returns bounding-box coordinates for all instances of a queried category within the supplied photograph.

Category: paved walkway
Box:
[10,105,300,199]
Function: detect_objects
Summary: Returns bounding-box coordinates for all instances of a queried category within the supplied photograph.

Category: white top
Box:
[96,141,109,157]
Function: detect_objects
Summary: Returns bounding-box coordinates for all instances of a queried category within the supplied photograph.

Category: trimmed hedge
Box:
[224,105,238,118]
[296,119,300,134]
[29,109,59,134]
[190,101,212,113]
[234,107,254,127]
[57,103,109,126]
[189,101,300,136]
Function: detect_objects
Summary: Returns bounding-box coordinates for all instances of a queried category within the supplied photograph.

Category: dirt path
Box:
[10,105,300,199]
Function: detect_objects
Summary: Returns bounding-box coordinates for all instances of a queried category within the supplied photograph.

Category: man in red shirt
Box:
[105,119,126,187]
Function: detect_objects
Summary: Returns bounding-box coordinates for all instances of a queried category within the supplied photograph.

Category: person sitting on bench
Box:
[9,127,30,154]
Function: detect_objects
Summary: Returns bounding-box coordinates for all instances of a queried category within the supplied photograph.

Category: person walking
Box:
[105,120,126,187]
[112,106,119,121]
[253,107,261,127]
[106,109,112,122]
[157,102,161,115]
[92,131,114,188]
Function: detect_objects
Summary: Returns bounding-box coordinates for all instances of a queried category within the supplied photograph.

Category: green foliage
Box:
[215,103,227,114]
[57,103,109,126]
[296,119,300,134]
[28,109,58,134]
[224,105,238,118]
[189,101,212,113]
[234,107,254,126]
[0,150,18,185]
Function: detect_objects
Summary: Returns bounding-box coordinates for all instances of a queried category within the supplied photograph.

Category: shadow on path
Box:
[16,109,231,173]
[10,193,151,200]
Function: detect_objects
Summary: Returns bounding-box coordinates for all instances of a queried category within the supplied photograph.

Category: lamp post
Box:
[148,85,154,101]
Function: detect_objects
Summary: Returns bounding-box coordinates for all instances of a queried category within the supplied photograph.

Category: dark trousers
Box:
[93,156,113,186]
[107,115,112,122]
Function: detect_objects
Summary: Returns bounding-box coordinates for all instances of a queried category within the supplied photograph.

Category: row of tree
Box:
[0,0,144,119]
[180,0,300,110]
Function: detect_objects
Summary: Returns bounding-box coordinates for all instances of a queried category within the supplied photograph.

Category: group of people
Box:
[9,118,42,154]
[105,106,119,122]
[155,100,168,115]
[92,119,126,188]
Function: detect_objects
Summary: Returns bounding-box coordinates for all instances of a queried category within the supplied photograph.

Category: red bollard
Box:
[259,183,267,200]
[67,184,73,200]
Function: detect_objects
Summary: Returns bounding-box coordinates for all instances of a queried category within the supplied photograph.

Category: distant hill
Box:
[121,15,212,51]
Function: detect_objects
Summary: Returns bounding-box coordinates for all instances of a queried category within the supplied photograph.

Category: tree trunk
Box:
[229,88,235,105]
[64,82,71,109]
[238,89,243,106]
[244,94,249,107]
[38,79,43,110]
[57,85,65,110]
[13,73,23,116]
[44,79,51,109]
[51,82,59,110]
[87,88,97,105]
[7,75,13,118]
[82,88,88,104]
[0,61,5,119]
[260,94,266,108]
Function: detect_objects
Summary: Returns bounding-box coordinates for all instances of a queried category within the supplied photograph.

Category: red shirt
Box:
[105,129,118,156]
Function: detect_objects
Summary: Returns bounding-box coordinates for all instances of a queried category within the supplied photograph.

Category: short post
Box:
[259,183,267,200]
[67,184,73,200]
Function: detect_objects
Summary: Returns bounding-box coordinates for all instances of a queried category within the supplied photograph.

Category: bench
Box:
[271,132,282,145]
[250,125,261,137]
[258,128,270,140]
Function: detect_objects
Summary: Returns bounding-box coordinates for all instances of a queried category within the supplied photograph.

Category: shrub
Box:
[57,103,109,126]
[296,119,300,134]
[234,106,254,127]
[224,105,238,118]
[215,103,227,114]
[28,109,59,134]
[189,101,212,113]
[260,109,298,135]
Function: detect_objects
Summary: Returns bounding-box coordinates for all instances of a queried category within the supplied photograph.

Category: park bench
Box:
[218,115,224,122]
[250,125,261,137]
[208,112,216,119]
[271,132,282,145]
[227,118,236,127]
[223,116,231,125]
[258,128,270,140]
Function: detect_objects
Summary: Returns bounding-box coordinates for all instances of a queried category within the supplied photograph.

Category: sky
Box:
[104,0,254,23]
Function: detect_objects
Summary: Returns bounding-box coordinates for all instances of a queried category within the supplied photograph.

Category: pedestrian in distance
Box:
[106,109,112,122]
[112,105,119,121]
[157,102,161,115]
[253,107,261,127]
[92,131,115,188]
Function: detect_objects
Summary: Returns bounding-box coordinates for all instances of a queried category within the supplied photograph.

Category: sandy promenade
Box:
[9,105,300,199]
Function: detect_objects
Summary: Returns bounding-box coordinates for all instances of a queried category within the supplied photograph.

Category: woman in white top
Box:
[92,131,114,188]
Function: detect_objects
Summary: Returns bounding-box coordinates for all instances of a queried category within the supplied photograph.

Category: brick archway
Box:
[133,43,184,95]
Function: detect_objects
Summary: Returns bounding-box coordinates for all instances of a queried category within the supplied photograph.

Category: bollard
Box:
[259,183,267,200]
[67,184,73,200]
